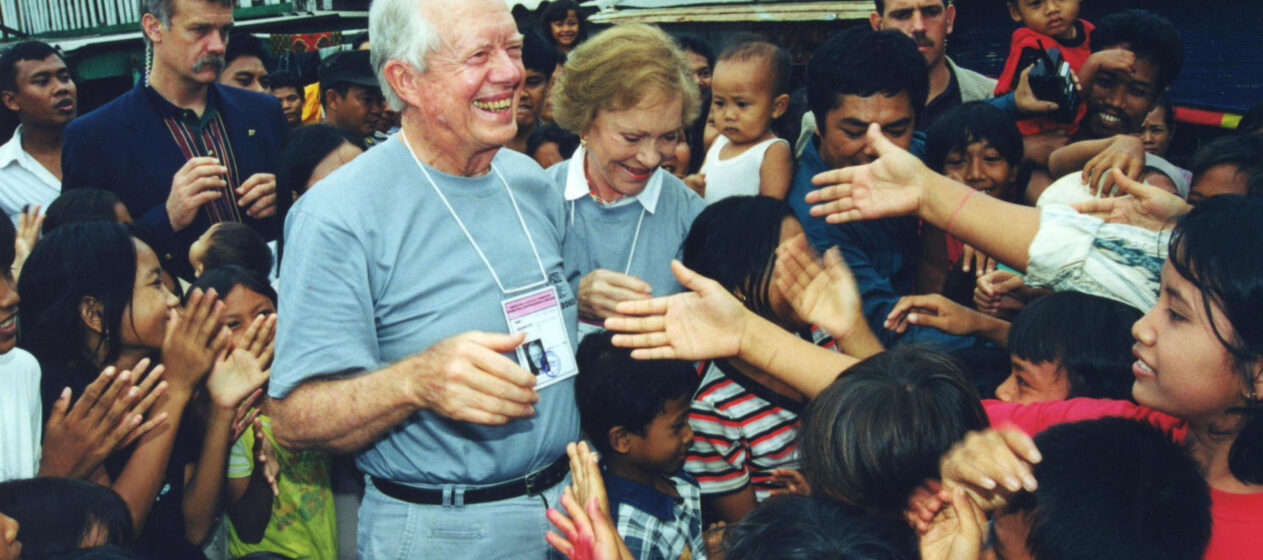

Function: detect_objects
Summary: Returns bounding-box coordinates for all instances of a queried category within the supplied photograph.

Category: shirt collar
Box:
[0,125,24,167]
[563,144,662,214]
[603,469,680,522]
[143,84,221,123]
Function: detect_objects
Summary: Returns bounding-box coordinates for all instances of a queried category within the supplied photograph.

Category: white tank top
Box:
[699,135,788,204]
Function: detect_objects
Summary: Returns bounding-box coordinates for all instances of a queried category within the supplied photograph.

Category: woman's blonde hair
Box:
[552,24,700,136]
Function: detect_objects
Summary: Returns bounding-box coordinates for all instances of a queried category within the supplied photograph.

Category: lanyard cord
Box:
[400,130,549,294]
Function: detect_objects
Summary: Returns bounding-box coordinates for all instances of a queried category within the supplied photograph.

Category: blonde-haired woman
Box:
[548,24,706,336]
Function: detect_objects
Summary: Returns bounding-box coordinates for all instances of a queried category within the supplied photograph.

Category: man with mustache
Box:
[60,0,287,279]
[870,0,995,131]
[0,41,77,225]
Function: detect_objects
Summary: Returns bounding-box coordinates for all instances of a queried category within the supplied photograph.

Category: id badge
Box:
[502,286,578,389]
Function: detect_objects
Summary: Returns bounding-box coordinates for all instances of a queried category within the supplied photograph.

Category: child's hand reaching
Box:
[683,173,707,198]
[973,270,1030,318]
[252,418,280,497]
[767,468,811,497]
[546,441,633,560]
[161,288,229,395]
[774,234,862,342]
[917,487,989,560]
[12,204,43,282]
[959,244,996,276]
[885,293,1010,346]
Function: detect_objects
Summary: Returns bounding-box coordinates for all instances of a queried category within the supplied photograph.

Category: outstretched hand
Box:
[939,427,1042,512]
[774,234,863,342]
[1071,169,1191,231]
[806,123,929,224]
[884,293,993,337]
[606,260,748,361]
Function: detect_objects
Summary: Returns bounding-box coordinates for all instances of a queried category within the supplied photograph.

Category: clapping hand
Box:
[773,234,863,342]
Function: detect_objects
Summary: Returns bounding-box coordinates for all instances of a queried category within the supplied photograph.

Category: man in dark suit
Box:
[61,0,285,278]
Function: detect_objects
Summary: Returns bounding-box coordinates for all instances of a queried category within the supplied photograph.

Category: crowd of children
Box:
[1,0,1262,559]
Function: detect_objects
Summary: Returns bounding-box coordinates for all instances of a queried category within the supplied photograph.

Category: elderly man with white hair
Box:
[267,0,579,556]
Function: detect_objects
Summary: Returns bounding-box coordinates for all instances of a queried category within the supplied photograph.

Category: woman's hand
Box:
[606,260,748,361]
[161,288,229,395]
[939,427,1042,512]
[774,234,863,342]
[578,269,652,321]
[1071,169,1191,231]
[39,359,169,478]
[807,123,931,224]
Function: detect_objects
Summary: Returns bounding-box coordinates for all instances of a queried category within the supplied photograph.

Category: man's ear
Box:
[946,4,956,35]
[771,93,791,120]
[382,59,422,110]
[79,296,105,335]
[0,90,19,113]
[141,12,164,45]
[609,426,633,454]
[323,88,341,113]
[868,12,883,31]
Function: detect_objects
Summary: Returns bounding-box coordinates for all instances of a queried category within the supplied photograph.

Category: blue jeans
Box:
[357,475,569,560]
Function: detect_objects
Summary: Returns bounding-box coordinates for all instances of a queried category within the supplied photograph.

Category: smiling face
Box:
[942,139,1017,199]
[221,284,275,342]
[550,10,580,49]
[1,53,77,127]
[817,92,916,169]
[120,240,180,355]
[219,54,266,92]
[1007,0,1081,40]
[1084,50,1160,139]
[582,92,684,199]
[410,0,524,160]
[147,0,234,85]
[874,0,954,68]
[710,57,786,146]
[625,395,694,475]
[1130,261,1254,425]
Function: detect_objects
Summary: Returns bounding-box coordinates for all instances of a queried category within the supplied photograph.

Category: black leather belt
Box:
[371,455,569,506]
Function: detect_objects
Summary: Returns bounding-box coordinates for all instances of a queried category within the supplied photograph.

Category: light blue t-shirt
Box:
[272,136,579,485]
[547,154,705,308]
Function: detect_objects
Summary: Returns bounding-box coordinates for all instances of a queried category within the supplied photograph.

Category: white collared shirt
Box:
[0,125,61,225]
[562,145,663,216]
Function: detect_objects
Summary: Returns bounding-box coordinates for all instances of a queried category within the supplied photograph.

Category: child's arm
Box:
[757,140,793,200]
[884,294,1011,348]
[702,487,757,525]
[226,419,279,544]
[183,316,272,544]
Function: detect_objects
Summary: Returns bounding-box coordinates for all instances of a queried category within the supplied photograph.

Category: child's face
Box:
[943,140,1016,200]
[1134,106,1173,157]
[221,284,275,343]
[661,131,691,179]
[1007,0,1080,40]
[0,270,18,354]
[625,395,694,475]
[121,240,180,353]
[533,140,566,169]
[996,357,1070,404]
[710,57,787,146]
[550,10,580,48]
[1131,261,1257,425]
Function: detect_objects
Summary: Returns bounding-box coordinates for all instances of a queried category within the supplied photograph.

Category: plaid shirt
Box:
[606,469,706,560]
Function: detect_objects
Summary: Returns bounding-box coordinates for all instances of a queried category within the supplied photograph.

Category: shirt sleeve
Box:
[684,399,750,495]
[1025,205,1168,312]
[228,427,255,479]
[270,204,381,398]
[984,397,1185,436]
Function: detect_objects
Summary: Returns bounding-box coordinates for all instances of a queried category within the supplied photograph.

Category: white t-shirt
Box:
[0,348,43,480]
[699,135,787,204]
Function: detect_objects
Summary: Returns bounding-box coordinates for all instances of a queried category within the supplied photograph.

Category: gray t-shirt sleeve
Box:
[270,206,381,399]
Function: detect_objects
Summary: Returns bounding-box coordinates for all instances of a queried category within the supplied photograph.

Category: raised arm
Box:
[806,123,1042,273]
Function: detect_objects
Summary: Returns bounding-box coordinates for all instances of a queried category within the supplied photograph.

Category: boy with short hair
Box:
[693,36,793,203]
[575,331,705,560]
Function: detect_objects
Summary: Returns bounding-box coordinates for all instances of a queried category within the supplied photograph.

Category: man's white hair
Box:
[370,0,440,111]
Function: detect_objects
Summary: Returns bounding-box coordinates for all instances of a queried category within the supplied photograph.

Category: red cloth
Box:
[983,398,1263,560]
[994,20,1094,137]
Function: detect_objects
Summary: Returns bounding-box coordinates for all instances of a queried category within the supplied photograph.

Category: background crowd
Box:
[1,0,1262,559]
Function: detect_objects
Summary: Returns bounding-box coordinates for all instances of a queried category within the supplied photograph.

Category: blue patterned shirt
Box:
[606,468,706,560]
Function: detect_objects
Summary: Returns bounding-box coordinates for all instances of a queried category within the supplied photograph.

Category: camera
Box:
[1011,46,1080,124]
